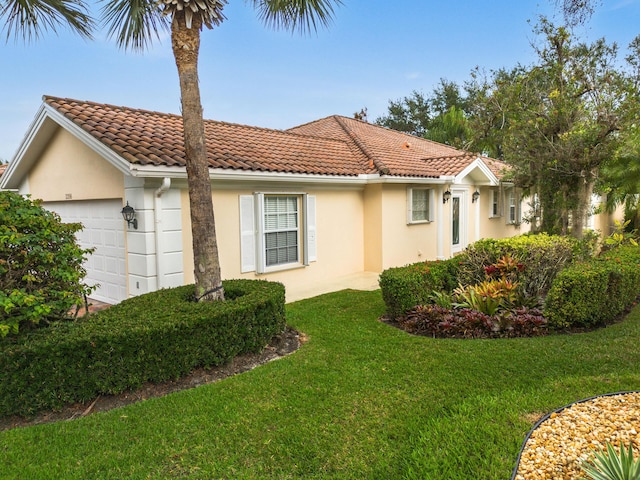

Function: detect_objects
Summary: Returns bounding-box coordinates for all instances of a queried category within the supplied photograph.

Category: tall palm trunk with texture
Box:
[171,12,223,301]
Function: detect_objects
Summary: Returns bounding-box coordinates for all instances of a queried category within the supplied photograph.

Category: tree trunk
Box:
[571,170,595,240]
[171,13,224,301]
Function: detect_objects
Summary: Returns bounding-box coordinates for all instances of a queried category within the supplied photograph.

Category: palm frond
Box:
[251,0,342,35]
[1,0,94,42]
[101,0,168,51]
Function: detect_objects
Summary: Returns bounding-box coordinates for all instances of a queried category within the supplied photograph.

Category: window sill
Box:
[407,220,433,225]
[260,262,306,275]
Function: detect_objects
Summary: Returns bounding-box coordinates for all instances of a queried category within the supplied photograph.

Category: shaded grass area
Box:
[1,289,639,479]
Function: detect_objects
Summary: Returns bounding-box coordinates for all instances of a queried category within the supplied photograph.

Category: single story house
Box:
[0,96,608,304]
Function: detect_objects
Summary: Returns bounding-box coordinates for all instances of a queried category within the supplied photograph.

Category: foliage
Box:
[544,245,640,328]
[379,256,461,319]
[0,192,94,337]
[399,304,547,339]
[0,280,285,417]
[457,234,577,301]
[473,19,638,238]
[581,442,640,480]
[375,79,472,148]
[603,220,638,250]
[0,0,94,41]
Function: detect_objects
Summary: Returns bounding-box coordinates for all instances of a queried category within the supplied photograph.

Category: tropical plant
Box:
[581,442,640,480]
[4,0,342,304]
[603,220,638,249]
[100,0,342,302]
[0,0,93,41]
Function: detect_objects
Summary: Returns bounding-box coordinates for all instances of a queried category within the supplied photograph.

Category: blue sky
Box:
[1,0,640,161]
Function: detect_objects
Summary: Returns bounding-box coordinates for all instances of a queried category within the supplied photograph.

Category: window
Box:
[491,189,501,217]
[239,193,316,274]
[407,188,433,224]
[506,188,521,225]
[264,196,299,267]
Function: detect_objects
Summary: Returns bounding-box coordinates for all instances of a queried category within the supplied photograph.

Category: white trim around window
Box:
[505,187,521,225]
[240,193,317,274]
[407,187,434,224]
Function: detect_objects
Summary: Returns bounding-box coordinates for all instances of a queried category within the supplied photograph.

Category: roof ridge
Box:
[333,116,390,175]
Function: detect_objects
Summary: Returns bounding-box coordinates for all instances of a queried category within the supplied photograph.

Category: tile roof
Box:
[0,164,6,178]
[44,96,508,179]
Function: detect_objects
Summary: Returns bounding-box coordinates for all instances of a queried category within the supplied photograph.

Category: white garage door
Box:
[44,199,127,304]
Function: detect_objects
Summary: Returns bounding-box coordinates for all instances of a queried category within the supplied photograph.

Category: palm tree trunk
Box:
[171,13,224,301]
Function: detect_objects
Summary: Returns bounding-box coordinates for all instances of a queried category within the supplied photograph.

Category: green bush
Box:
[379,256,462,320]
[457,234,578,301]
[0,192,94,337]
[545,245,640,329]
[0,280,285,417]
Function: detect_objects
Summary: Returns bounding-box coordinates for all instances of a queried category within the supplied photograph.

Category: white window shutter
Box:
[304,195,317,264]
[239,195,256,273]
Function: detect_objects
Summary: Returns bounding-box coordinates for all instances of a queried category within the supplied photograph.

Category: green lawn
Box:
[1,289,639,479]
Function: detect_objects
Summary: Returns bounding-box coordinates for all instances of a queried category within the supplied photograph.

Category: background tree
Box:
[480,19,636,238]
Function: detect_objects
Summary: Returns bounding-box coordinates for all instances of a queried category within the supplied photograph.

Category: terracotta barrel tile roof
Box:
[44,96,363,177]
[44,96,509,180]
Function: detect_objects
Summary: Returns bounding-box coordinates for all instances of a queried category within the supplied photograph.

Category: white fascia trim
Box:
[453,157,499,186]
[365,175,455,185]
[0,105,49,189]
[43,103,135,176]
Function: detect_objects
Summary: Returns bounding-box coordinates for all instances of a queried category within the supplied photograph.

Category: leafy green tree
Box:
[0,192,94,336]
[424,106,473,150]
[376,79,473,148]
[472,19,637,238]
[375,90,431,136]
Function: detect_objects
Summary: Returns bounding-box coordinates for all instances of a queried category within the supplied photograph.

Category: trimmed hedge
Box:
[0,280,285,417]
[457,234,578,301]
[544,245,640,329]
[379,256,462,320]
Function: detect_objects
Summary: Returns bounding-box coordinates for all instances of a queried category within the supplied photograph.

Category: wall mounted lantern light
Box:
[121,202,138,230]
[442,189,452,204]
[472,189,480,203]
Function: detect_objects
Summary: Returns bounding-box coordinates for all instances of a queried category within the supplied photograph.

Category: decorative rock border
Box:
[511,391,640,480]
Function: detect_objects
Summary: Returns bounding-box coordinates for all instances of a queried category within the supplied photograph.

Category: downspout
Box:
[154,177,171,290]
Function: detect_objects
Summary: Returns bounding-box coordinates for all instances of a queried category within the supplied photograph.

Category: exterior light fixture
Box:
[121,201,138,229]
[442,189,452,204]
[472,189,480,203]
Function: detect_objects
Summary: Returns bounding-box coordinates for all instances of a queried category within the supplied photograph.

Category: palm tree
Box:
[102,0,342,301]
[0,0,93,40]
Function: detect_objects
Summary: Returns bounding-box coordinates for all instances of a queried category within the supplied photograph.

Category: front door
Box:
[451,191,466,254]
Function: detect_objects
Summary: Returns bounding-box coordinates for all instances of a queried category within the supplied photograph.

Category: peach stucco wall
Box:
[26,127,124,202]
[478,186,528,240]
[380,184,438,269]
[181,186,366,286]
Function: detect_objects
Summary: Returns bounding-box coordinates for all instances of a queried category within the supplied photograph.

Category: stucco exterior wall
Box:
[478,187,528,240]
[181,186,365,288]
[380,184,439,269]
[26,127,124,201]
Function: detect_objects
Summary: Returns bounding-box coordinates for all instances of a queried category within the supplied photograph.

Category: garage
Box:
[44,199,128,304]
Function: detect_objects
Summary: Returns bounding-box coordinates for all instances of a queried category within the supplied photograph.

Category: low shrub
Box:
[379,256,462,320]
[399,304,547,339]
[545,245,640,329]
[0,280,285,417]
[457,234,578,302]
[0,192,94,337]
